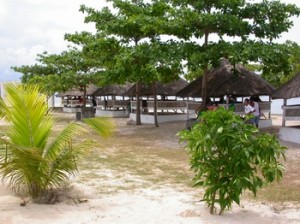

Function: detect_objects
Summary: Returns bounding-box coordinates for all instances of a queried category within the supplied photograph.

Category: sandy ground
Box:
[0,114,300,224]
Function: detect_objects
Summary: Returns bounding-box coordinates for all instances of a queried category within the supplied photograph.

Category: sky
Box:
[0,0,299,82]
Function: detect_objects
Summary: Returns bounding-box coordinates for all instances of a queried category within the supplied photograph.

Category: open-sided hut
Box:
[125,78,188,97]
[125,78,188,124]
[272,72,300,127]
[177,60,274,97]
[93,83,133,117]
[177,60,275,125]
[59,84,100,113]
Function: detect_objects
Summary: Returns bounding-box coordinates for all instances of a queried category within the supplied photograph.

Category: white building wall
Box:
[0,81,62,108]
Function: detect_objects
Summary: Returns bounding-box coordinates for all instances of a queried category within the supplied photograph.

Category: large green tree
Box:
[166,0,300,107]
[44,47,102,107]
[261,41,300,87]
[12,54,63,100]
[13,46,103,111]
[79,0,182,125]
[13,0,300,118]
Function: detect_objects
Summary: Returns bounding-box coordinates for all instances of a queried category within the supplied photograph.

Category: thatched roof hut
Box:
[94,83,134,96]
[58,84,100,97]
[125,78,188,97]
[177,60,275,98]
[272,72,300,99]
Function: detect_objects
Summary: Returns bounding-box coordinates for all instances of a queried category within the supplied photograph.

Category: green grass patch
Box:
[0,112,299,207]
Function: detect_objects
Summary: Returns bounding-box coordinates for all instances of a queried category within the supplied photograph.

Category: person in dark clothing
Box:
[91,96,97,113]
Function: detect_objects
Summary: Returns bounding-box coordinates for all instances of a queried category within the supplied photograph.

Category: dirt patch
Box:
[0,112,299,224]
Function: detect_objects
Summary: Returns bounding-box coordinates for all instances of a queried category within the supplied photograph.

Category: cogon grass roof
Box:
[124,78,188,97]
[94,83,134,96]
[272,72,300,99]
[177,60,275,98]
[57,84,100,97]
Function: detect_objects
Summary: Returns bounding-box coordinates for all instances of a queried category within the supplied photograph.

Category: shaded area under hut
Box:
[94,83,133,117]
[124,78,188,124]
[177,59,275,128]
[272,72,300,144]
[58,84,100,113]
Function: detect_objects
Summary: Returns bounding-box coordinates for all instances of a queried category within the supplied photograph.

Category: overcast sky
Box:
[0,0,299,82]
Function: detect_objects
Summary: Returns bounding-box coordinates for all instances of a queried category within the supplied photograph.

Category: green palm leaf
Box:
[0,83,113,198]
[83,117,115,138]
[4,83,53,149]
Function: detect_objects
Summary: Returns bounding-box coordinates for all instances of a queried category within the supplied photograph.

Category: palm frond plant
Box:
[0,83,113,199]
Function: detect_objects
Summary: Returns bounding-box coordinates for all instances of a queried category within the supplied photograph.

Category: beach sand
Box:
[0,114,299,224]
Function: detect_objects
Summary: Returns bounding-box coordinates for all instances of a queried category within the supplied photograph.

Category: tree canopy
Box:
[78,0,183,125]
[12,0,300,109]
[164,0,300,106]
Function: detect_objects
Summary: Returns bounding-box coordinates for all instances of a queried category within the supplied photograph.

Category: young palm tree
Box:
[0,83,113,198]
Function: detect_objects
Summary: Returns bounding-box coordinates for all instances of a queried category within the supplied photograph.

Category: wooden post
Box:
[268,96,271,119]
[282,98,287,127]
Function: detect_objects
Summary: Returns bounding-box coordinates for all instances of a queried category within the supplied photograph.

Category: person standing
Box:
[91,96,97,114]
[228,95,236,111]
[244,98,254,124]
[250,99,260,128]
[244,99,254,114]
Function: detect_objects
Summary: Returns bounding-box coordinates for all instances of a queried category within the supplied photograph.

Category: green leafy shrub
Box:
[0,83,113,199]
[178,107,285,215]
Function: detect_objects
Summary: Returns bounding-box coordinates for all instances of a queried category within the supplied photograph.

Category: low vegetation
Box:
[50,112,300,209]
[178,108,286,214]
[0,83,113,200]
[0,100,299,211]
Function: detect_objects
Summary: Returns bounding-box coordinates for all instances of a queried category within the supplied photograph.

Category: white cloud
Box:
[0,4,6,18]
[278,16,300,43]
[0,0,299,82]
[0,0,102,81]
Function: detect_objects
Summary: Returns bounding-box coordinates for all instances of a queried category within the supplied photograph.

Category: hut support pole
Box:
[135,83,142,125]
[186,97,191,120]
[226,95,229,110]
[201,32,209,109]
[268,96,271,119]
[282,98,287,127]
[152,82,159,127]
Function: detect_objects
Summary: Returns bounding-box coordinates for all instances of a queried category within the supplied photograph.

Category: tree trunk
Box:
[81,86,87,119]
[136,82,142,125]
[210,191,216,214]
[201,32,209,110]
[152,82,159,127]
[82,86,87,109]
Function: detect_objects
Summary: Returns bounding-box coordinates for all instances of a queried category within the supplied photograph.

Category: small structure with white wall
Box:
[125,79,188,124]
[94,84,133,118]
[272,72,300,143]
[58,84,99,113]
[129,100,187,124]
[177,60,275,128]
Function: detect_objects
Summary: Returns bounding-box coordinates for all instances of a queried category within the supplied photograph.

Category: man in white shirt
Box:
[244,98,255,125]
[244,98,254,115]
